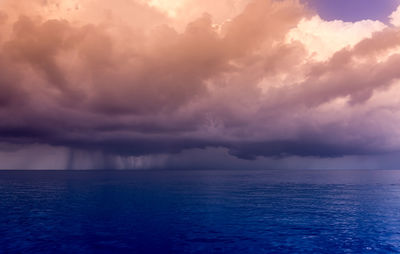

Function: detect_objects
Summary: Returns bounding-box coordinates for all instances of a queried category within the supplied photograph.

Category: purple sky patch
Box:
[305,0,399,22]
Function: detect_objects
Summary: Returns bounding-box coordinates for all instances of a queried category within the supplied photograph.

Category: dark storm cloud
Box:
[1,0,400,167]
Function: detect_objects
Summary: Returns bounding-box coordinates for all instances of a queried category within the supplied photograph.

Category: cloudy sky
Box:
[1,0,400,169]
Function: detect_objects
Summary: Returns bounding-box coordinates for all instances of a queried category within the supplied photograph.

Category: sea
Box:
[1,169,400,253]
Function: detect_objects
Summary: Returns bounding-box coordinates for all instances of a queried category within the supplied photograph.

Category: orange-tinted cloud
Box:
[1,0,400,169]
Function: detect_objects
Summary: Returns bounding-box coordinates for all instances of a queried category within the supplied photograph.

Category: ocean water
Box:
[1,170,400,253]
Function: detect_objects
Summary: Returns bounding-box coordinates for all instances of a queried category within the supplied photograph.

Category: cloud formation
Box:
[1,0,400,169]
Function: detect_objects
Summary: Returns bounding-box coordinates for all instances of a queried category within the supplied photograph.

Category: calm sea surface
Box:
[1,170,400,253]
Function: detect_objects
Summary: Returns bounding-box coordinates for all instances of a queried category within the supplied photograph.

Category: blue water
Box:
[1,170,400,253]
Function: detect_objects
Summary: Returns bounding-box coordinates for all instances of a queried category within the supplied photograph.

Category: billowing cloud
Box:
[1,0,400,169]
[287,16,385,61]
[390,5,400,26]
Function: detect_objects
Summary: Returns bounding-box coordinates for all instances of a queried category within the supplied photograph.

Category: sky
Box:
[306,0,399,22]
[1,0,400,169]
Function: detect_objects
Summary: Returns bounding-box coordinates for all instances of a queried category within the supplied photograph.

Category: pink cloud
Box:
[1,0,400,168]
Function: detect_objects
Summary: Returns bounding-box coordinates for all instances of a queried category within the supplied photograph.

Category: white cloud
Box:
[287,15,386,61]
[390,5,400,26]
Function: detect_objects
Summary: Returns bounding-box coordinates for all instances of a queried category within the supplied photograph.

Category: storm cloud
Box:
[1,0,400,169]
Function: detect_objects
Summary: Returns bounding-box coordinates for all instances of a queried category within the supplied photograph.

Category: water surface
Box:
[1,170,400,253]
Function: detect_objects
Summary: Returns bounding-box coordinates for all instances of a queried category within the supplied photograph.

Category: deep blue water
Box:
[1,170,400,253]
